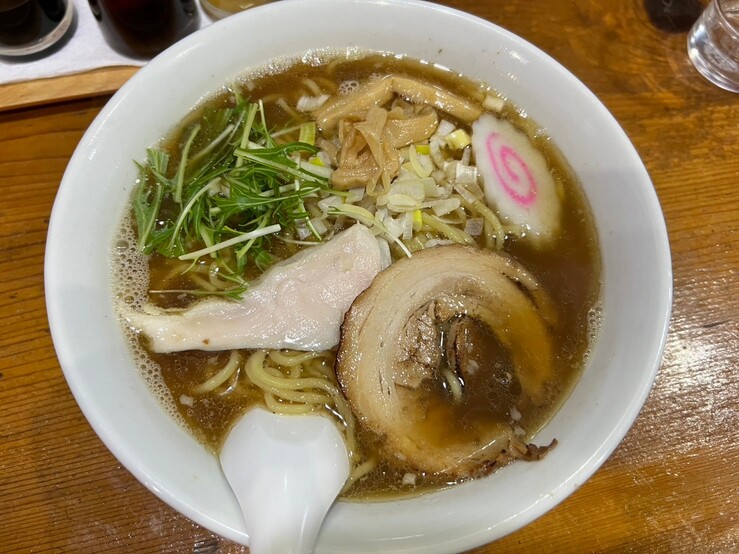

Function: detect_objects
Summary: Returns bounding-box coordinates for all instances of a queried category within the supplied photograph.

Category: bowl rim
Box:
[45,0,673,551]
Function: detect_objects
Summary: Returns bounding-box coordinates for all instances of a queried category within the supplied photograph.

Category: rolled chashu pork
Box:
[336,245,557,477]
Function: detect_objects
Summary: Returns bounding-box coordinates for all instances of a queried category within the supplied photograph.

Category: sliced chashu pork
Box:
[126,224,389,353]
[336,245,556,477]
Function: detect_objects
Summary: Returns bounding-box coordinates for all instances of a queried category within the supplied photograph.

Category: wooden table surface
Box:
[2,1,738,552]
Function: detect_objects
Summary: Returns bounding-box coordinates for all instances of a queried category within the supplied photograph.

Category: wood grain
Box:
[1,1,738,552]
[0,67,138,113]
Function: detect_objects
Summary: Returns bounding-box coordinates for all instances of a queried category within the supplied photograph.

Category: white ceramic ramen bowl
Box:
[45,0,672,552]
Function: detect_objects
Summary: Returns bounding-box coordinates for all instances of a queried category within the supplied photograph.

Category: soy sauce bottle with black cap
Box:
[88,0,200,59]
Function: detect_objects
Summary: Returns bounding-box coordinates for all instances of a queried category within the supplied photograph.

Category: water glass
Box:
[199,0,274,20]
[0,0,74,57]
[687,0,739,92]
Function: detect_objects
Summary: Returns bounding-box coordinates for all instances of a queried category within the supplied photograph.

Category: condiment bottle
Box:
[88,0,200,59]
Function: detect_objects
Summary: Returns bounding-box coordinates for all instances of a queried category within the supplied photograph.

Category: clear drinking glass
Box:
[199,0,274,20]
[687,0,739,92]
[0,0,75,57]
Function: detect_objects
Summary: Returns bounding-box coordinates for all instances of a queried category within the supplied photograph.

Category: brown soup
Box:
[114,52,601,500]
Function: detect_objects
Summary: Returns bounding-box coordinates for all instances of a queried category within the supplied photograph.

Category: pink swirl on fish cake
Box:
[485,132,537,207]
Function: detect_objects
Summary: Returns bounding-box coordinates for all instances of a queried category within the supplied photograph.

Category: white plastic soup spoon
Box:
[220,408,351,554]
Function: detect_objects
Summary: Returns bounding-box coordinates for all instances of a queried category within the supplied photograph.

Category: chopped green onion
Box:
[421,212,476,245]
[329,204,412,258]
[408,144,433,178]
[299,122,316,146]
[445,129,471,150]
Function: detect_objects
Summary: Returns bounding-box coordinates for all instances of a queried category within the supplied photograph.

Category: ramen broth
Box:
[115,53,601,499]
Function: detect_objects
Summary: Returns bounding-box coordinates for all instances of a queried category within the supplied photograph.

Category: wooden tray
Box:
[0,66,138,112]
